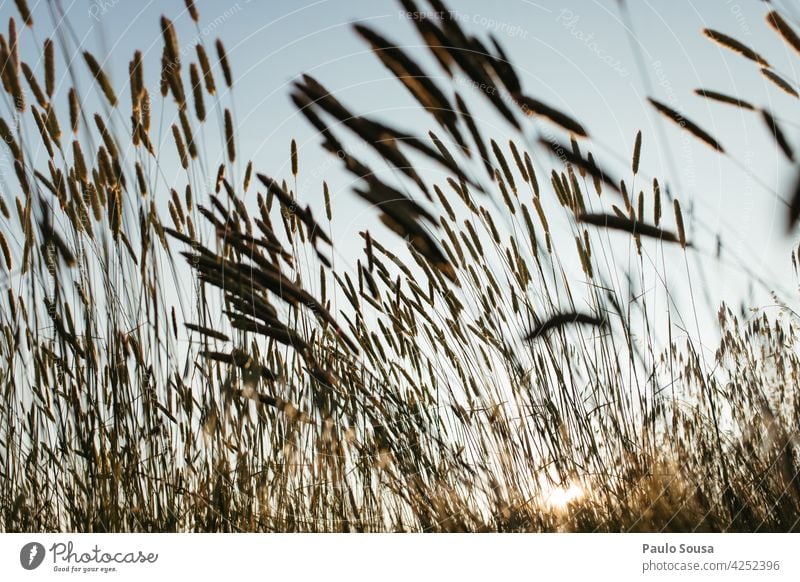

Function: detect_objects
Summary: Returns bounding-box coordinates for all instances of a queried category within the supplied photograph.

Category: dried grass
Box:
[1,0,798,536]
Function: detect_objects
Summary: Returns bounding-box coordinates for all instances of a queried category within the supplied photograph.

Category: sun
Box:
[544,484,585,511]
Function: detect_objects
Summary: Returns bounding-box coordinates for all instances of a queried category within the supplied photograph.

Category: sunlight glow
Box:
[545,484,585,510]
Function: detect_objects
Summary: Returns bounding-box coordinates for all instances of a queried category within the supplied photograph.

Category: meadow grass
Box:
[1,0,799,532]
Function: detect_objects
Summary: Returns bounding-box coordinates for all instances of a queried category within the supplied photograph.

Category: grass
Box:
[1,0,799,532]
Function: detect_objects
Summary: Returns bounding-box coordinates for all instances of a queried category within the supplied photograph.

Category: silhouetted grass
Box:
[1,0,799,532]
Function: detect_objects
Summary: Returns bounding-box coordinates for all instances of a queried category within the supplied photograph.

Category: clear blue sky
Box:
[4,0,800,317]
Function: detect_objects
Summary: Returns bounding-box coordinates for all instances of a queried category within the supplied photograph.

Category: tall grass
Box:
[1,0,799,532]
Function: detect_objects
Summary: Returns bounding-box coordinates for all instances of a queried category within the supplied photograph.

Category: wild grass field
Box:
[1,0,800,532]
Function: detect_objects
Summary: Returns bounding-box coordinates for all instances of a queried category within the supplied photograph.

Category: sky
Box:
[3,0,800,327]
[5,0,800,528]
